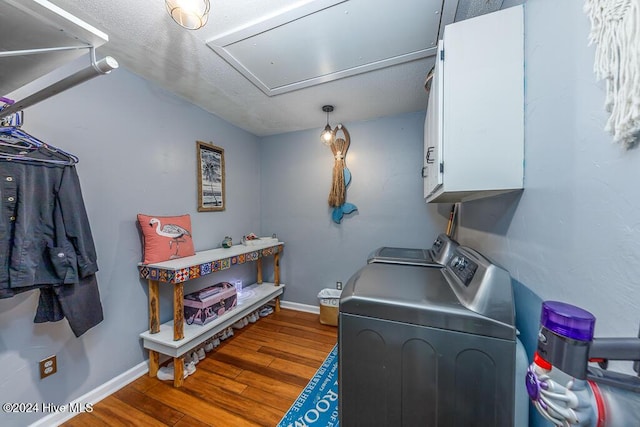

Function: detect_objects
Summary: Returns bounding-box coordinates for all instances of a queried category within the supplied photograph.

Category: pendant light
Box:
[321,105,334,145]
[165,0,210,30]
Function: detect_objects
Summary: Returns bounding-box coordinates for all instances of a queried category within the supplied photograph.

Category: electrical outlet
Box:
[336,281,343,290]
[39,355,57,379]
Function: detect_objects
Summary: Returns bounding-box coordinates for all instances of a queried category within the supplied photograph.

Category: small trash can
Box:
[317,288,342,326]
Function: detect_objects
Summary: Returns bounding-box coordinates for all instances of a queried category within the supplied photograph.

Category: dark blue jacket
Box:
[1,159,102,336]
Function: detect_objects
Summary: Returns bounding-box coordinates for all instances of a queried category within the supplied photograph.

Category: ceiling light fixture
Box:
[165,0,210,30]
[321,105,334,145]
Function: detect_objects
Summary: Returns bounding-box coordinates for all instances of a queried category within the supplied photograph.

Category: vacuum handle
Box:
[589,337,640,361]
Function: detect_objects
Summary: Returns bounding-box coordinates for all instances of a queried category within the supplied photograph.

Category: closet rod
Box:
[0,56,119,120]
[0,45,88,58]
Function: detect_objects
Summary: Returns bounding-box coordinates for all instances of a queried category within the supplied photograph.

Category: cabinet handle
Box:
[426,147,435,164]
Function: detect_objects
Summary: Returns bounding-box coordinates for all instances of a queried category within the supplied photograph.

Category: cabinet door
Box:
[423,41,444,199]
[440,6,523,193]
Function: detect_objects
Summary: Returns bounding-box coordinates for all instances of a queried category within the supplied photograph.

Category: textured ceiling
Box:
[3,0,517,137]
[206,0,443,96]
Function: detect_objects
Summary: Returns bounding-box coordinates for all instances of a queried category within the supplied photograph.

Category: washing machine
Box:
[339,245,527,427]
[367,233,458,267]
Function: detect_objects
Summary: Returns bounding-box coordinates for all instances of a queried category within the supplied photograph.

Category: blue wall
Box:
[0,63,263,426]
[260,113,448,305]
[460,0,640,359]
[457,1,640,425]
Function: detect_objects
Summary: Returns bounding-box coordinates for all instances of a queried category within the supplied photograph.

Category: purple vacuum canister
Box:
[537,301,596,379]
[541,301,596,342]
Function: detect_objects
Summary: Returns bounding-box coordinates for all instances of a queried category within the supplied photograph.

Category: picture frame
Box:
[196,141,225,212]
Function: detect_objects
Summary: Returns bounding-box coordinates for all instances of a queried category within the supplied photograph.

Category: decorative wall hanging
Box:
[327,124,358,223]
[584,0,640,147]
[197,141,225,211]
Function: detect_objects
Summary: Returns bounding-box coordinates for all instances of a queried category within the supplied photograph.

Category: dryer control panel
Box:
[429,233,459,265]
[444,247,515,332]
[431,236,444,254]
[448,253,478,287]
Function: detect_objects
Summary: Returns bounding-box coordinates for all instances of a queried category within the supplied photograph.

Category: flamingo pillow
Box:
[137,214,196,264]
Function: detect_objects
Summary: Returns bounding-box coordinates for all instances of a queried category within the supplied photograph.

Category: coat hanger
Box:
[0,109,79,166]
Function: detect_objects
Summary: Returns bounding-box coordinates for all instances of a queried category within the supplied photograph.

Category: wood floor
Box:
[62,309,338,427]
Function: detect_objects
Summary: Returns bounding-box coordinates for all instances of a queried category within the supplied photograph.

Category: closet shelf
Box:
[1,0,117,120]
[1,0,109,97]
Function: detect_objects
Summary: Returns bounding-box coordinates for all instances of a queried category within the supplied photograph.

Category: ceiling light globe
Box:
[166,0,210,30]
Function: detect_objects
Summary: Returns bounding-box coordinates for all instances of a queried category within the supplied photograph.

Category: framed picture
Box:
[196,141,225,212]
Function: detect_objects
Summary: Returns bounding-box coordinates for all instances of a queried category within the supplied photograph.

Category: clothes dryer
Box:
[339,246,525,427]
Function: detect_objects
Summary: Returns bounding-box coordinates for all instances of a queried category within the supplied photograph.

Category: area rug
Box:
[277,344,339,427]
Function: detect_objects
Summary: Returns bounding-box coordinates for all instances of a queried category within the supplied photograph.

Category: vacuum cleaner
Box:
[526,301,640,426]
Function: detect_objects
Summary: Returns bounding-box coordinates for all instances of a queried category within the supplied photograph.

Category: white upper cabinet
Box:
[424,5,524,203]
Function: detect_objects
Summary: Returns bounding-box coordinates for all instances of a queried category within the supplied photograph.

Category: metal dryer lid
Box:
[342,246,515,341]
[366,233,459,267]
[367,247,434,266]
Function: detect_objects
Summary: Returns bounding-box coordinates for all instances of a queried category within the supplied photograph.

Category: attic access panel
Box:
[206,0,445,96]
[0,0,108,97]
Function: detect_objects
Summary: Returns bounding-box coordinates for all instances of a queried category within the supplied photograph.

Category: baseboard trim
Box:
[280,300,319,314]
[29,361,149,427]
[29,301,319,426]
